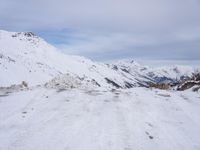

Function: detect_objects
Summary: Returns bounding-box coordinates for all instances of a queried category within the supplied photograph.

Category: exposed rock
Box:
[105,78,122,88]
[124,81,134,88]
[22,81,28,87]
[149,83,171,90]
[177,81,200,91]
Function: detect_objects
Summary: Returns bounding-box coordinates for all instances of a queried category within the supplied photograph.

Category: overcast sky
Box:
[0,0,200,65]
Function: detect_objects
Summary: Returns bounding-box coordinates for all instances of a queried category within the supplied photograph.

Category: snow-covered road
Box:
[0,87,200,150]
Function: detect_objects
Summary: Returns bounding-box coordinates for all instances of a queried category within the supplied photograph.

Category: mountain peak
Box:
[113,59,141,68]
[11,32,36,38]
[0,30,38,40]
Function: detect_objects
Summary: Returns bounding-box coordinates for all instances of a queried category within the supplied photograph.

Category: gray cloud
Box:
[0,0,200,62]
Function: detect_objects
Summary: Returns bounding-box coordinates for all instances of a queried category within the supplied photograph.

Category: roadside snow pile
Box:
[44,73,100,90]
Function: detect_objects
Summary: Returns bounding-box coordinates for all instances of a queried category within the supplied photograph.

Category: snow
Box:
[1,30,199,89]
[151,65,200,79]
[109,59,200,87]
[0,30,141,88]
[1,29,200,150]
[0,88,200,150]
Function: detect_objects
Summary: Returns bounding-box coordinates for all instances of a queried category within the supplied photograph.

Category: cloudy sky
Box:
[0,0,200,65]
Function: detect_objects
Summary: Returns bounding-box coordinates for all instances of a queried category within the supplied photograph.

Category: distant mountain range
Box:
[0,30,199,90]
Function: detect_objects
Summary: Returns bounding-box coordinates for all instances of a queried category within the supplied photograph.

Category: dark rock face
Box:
[12,32,36,38]
[104,78,122,88]
[112,65,118,71]
[194,73,200,81]
[91,79,101,87]
[148,73,200,91]
[22,81,28,87]
[24,32,35,37]
[124,81,134,88]
[177,73,200,91]
[177,81,200,91]
[121,68,130,73]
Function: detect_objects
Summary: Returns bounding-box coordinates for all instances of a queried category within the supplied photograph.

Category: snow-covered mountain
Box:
[1,30,200,150]
[109,59,199,86]
[0,30,199,89]
[0,30,140,89]
[107,60,155,87]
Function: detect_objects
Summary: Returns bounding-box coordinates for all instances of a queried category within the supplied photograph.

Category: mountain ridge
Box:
[0,30,199,90]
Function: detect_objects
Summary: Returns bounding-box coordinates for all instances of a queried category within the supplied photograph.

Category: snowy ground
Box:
[0,87,200,150]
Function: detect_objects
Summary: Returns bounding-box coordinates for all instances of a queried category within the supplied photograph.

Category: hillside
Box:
[0,30,199,90]
[1,30,200,150]
[0,30,136,89]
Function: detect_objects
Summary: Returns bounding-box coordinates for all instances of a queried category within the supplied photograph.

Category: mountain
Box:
[107,60,155,87]
[2,30,200,150]
[0,30,199,90]
[0,30,139,89]
[109,59,199,86]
